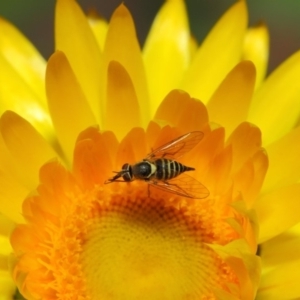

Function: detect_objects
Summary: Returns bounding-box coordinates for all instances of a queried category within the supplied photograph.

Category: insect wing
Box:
[146,131,204,160]
[149,173,209,199]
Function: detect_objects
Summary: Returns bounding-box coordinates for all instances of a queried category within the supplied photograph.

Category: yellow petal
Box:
[207,61,256,135]
[0,51,54,143]
[257,259,300,299]
[189,36,198,60]
[0,18,46,103]
[0,131,21,184]
[46,51,97,163]
[243,23,269,89]
[248,50,300,145]
[0,111,58,189]
[0,134,29,222]
[0,269,15,300]
[255,183,300,243]
[55,0,103,119]
[181,0,247,103]
[262,125,300,193]
[0,171,28,223]
[104,61,141,141]
[0,214,15,237]
[88,15,108,52]
[260,223,300,269]
[143,0,190,116]
[104,4,149,125]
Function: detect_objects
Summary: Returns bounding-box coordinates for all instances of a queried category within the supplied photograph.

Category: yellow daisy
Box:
[0,0,300,299]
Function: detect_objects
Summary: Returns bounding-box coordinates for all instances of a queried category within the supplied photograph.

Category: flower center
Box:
[81,190,223,300]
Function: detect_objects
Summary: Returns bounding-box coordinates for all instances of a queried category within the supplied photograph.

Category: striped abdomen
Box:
[154,158,194,180]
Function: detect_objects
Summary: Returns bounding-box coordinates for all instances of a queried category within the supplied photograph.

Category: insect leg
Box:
[104,170,127,184]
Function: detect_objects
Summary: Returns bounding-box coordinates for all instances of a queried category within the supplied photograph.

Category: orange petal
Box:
[186,127,226,197]
[262,125,300,193]
[210,240,261,300]
[233,149,268,207]
[46,51,97,163]
[102,130,119,166]
[104,61,141,140]
[154,90,208,132]
[189,127,225,182]
[73,130,113,189]
[255,183,300,243]
[0,111,58,189]
[208,145,232,197]
[13,162,77,240]
[248,50,300,145]
[34,161,75,218]
[229,202,259,253]
[143,0,190,115]
[76,127,119,169]
[181,0,247,103]
[104,4,149,125]
[55,0,103,119]
[145,121,163,151]
[115,128,147,168]
[26,161,78,222]
[226,122,262,173]
[10,225,39,254]
[207,61,256,135]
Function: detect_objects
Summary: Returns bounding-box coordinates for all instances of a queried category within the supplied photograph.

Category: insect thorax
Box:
[132,161,156,180]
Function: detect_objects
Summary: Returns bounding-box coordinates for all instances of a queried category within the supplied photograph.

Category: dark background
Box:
[1,0,299,74]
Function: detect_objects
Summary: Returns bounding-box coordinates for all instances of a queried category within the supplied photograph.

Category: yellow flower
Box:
[0,0,299,299]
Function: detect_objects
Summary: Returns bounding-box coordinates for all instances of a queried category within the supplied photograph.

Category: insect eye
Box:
[122,163,129,170]
[122,163,132,181]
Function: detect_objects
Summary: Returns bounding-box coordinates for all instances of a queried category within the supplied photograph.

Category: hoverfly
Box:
[104,131,209,199]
